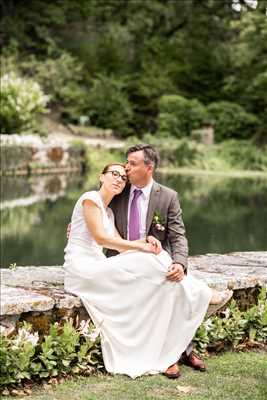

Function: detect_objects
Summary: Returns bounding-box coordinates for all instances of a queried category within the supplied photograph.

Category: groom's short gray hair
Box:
[126,143,160,169]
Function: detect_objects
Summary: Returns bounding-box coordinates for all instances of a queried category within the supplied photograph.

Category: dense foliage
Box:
[131,134,267,171]
[194,287,267,354]
[1,0,266,141]
[0,319,103,386]
[158,95,208,138]
[0,288,266,388]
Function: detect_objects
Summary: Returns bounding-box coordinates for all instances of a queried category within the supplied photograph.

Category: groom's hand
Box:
[166,263,184,282]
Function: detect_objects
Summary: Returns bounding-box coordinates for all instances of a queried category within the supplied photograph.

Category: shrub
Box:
[217,140,267,171]
[194,287,267,354]
[157,97,260,143]
[0,319,103,387]
[159,139,205,167]
[0,72,49,134]
[1,47,89,123]
[139,134,266,172]
[0,323,39,385]
[141,134,206,168]
[207,101,259,142]
[158,95,208,138]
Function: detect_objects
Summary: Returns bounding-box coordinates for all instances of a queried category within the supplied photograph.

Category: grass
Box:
[7,351,267,400]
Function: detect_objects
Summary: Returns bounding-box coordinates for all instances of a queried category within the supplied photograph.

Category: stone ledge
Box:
[188,251,267,290]
[0,252,266,331]
[0,286,55,315]
[1,266,65,288]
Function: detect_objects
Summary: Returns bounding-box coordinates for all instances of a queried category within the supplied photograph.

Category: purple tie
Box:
[129,189,142,240]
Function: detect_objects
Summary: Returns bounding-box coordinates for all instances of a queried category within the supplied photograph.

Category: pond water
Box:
[1,172,267,267]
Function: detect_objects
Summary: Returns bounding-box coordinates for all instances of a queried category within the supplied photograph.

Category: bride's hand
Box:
[146,236,162,254]
[140,242,158,254]
[140,238,162,255]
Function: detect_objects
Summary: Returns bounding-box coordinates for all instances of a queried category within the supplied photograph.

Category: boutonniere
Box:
[152,210,165,231]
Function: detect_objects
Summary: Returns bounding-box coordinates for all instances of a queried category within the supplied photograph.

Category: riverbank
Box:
[1,132,267,176]
[0,132,123,176]
[136,134,267,172]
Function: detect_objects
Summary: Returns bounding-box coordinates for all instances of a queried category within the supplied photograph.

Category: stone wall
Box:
[1,252,266,336]
[0,134,86,175]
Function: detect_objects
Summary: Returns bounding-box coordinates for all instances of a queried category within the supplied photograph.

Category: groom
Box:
[108,143,206,378]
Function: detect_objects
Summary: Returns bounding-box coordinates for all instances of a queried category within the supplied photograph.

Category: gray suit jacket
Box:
[107,181,188,271]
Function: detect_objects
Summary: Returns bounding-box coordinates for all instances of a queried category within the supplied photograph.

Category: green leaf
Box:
[40,371,49,378]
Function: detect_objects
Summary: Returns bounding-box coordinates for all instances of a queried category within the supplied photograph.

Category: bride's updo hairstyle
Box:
[99,163,127,187]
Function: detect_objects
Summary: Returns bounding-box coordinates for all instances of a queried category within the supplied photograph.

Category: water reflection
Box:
[1,174,85,267]
[1,173,267,267]
[159,173,267,256]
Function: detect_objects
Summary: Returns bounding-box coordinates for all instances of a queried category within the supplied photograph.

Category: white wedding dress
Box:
[64,191,212,378]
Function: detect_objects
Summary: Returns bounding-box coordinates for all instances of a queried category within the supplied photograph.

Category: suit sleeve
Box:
[167,192,188,272]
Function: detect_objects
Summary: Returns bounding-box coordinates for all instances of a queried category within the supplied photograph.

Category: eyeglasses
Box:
[105,170,128,182]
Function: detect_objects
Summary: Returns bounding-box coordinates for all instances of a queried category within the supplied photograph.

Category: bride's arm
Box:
[114,228,162,254]
[83,200,157,254]
[113,228,147,253]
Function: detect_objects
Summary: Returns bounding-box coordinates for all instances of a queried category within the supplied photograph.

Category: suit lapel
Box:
[146,181,161,235]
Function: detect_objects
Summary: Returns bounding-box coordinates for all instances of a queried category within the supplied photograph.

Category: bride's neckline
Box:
[97,191,108,210]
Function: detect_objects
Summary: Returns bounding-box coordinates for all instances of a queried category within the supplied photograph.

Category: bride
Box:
[64,163,231,379]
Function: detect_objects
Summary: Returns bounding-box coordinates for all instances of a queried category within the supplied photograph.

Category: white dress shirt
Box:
[127,179,154,240]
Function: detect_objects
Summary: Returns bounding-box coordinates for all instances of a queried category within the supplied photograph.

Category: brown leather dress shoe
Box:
[180,352,206,371]
[164,363,181,379]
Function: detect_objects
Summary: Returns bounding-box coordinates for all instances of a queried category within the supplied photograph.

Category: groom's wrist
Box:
[173,261,187,274]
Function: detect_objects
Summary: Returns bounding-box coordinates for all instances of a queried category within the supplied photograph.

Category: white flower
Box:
[78,319,90,336]
[0,326,7,335]
[155,223,165,231]
[204,318,213,331]
[244,0,258,9]
[232,1,242,12]
[26,332,39,346]
[78,320,102,341]
[222,308,230,319]
[13,327,39,347]
[88,326,101,342]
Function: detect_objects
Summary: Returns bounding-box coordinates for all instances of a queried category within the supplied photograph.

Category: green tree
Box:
[223,6,267,142]
[86,74,133,136]
[1,0,266,139]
